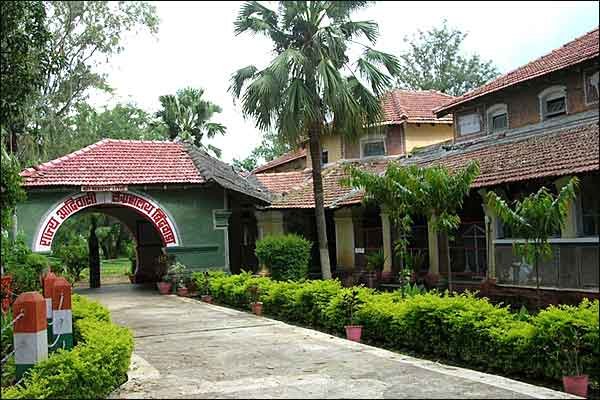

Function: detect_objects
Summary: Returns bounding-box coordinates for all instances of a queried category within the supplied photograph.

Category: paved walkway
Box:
[78,285,576,399]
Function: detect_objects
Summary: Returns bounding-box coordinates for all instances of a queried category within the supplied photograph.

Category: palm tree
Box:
[157,87,226,157]
[230,1,400,279]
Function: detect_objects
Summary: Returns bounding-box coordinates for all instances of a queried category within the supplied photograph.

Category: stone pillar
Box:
[50,277,73,351]
[13,292,48,380]
[255,210,285,240]
[379,210,393,274]
[42,272,57,343]
[479,188,499,280]
[554,176,580,238]
[334,208,355,270]
[427,215,440,274]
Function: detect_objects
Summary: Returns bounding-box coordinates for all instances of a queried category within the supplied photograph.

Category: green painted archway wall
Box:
[16,185,231,273]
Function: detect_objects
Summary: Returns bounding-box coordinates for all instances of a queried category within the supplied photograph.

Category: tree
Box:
[344,161,479,291]
[486,177,579,306]
[0,0,50,155]
[13,1,159,166]
[0,145,26,232]
[232,129,293,172]
[157,87,226,157]
[230,1,400,279]
[396,20,499,96]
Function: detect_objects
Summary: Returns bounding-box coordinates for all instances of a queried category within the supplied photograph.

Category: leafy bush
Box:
[54,235,89,283]
[201,273,599,386]
[255,234,312,281]
[2,295,133,399]
[2,236,49,293]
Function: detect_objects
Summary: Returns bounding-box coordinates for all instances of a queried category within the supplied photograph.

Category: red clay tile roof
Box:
[254,170,311,195]
[21,139,204,187]
[383,89,455,124]
[436,28,600,115]
[266,120,599,209]
[251,147,307,174]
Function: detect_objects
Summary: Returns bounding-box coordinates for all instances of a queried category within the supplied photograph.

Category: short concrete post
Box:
[13,292,48,380]
[43,272,57,343]
[49,277,73,351]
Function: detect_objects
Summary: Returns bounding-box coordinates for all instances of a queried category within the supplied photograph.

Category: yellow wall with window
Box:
[404,123,454,153]
[306,134,343,166]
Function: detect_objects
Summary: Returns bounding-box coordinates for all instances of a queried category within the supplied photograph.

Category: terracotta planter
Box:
[345,325,363,342]
[128,274,136,284]
[251,302,263,316]
[562,375,588,397]
[177,287,189,297]
[201,294,213,304]
[157,281,172,295]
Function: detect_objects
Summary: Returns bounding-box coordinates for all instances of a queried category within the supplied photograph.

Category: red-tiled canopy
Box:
[382,89,455,123]
[21,139,204,187]
[436,28,600,115]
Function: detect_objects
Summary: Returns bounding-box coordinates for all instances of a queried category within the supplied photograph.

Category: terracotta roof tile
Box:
[436,28,600,114]
[253,170,311,194]
[251,147,307,174]
[21,139,204,187]
[382,89,455,123]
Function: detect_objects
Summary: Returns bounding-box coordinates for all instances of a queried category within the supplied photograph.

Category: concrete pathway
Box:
[78,285,576,399]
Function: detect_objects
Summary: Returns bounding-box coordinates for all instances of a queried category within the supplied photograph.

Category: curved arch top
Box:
[33,191,181,252]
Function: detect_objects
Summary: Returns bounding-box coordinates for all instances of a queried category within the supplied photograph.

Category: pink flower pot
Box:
[157,281,172,295]
[251,302,263,316]
[201,295,213,304]
[563,375,588,397]
[177,287,189,297]
[345,325,363,342]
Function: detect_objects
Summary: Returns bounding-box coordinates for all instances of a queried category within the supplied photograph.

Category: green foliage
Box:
[2,295,133,399]
[232,129,294,172]
[396,19,499,96]
[2,236,48,293]
[157,87,225,157]
[54,235,89,283]
[255,234,312,281]
[365,249,386,272]
[205,273,599,385]
[0,146,26,230]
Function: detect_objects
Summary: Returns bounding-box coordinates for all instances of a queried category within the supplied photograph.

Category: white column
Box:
[554,176,580,238]
[379,211,393,273]
[427,215,440,274]
[254,210,285,240]
[478,188,499,280]
[334,208,355,270]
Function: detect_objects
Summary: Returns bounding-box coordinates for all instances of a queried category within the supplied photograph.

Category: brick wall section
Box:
[452,60,598,141]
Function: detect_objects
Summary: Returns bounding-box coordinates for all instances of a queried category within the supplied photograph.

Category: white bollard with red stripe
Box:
[13,292,48,380]
[43,271,57,343]
[49,277,73,351]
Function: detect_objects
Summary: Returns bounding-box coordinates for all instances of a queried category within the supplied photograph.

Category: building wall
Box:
[404,123,454,153]
[17,186,229,273]
[260,157,306,173]
[306,134,344,167]
[451,60,599,140]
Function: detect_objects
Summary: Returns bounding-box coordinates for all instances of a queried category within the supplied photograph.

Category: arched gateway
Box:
[18,139,270,284]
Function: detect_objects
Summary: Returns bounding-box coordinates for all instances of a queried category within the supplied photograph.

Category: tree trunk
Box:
[446,233,453,292]
[308,125,332,280]
[89,220,101,289]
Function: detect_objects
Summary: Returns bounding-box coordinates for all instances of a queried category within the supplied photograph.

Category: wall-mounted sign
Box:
[81,185,128,192]
[355,248,365,254]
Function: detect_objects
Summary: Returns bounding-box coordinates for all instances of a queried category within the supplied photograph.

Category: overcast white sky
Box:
[89,1,599,163]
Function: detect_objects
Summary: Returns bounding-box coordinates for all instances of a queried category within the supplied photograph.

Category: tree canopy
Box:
[232,130,294,172]
[230,1,401,279]
[396,20,499,96]
[157,87,226,157]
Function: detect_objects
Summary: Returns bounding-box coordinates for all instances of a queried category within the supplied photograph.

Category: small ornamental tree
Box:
[255,234,312,281]
[486,177,579,306]
[344,161,479,291]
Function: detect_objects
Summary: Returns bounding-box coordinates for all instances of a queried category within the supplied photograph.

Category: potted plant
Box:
[176,276,189,297]
[200,271,213,303]
[561,325,588,397]
[157,261,186,295]
[248,284,262,315]
[365,250,386,288]
[343,288,363,342]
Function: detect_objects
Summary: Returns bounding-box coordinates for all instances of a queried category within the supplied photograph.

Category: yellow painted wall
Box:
[404,123,454,153]
[306,134,344,166]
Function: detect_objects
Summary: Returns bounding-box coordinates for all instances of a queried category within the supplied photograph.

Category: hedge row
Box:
[196,271,599,385]
[2,294,133,399]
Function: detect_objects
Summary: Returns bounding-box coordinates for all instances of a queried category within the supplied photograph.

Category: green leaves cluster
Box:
[2,294,134,399]
[396,19,499,96]
[0,146,26,230]
[255,234,312,281]
[201,272,599,384]
[157,87,226,157]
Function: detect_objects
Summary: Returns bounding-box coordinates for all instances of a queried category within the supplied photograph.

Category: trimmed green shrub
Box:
[201,273,599,386]
[54,235,89,283]
[2,295,133,399]
[255,234,312,281]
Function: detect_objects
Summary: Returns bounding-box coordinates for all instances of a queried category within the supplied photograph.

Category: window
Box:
[360,136,386,158]
[321,150,329,165]
[486,104,508,133]
[457,112,481,136]
[539,86,567,120]
[584,69,599,104]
